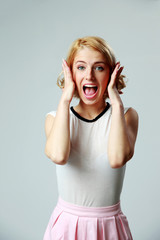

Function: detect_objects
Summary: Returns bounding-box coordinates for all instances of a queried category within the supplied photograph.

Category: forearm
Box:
[45,96,71,164]
[107,103,132,168]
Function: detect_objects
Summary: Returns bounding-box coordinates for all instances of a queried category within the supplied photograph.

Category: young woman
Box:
[43,36,138,240]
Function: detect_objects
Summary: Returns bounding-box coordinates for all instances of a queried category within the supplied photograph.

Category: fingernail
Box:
[121,66,124,70]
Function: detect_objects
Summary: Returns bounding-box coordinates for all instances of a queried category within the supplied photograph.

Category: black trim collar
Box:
[70,102,110,123]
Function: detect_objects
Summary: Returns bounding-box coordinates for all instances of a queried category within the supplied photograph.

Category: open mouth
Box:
[83,84,98,99]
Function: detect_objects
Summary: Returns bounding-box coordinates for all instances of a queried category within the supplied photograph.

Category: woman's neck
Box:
[74,100,107,120]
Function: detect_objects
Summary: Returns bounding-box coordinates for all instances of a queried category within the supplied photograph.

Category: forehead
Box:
[73,47,106,63]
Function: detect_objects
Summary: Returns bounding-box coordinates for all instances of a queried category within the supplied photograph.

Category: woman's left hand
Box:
[107,62,124,106]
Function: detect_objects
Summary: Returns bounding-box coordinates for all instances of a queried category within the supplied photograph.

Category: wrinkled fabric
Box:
[43,197,133,240]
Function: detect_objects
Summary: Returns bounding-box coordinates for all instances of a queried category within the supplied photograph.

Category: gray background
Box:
[0,0,160,239]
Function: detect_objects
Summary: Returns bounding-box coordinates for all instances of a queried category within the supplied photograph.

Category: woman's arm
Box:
[45,60,75,165]
[107,63,139,168]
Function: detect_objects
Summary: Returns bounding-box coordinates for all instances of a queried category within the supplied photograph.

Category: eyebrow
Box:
[75,61,106,64]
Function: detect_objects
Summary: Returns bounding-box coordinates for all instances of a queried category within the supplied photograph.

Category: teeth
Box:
[84,85,97,87]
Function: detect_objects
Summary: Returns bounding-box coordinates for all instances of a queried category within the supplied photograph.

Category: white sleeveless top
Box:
[46,103,130,207]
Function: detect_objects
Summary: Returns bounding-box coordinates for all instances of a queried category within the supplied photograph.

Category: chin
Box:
[80,95,103,106]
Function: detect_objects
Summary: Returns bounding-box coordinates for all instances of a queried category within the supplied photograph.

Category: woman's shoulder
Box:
[110,104,138,116]
[45,108,74,118]
[45,110,57,118]
[124,107,139,127]
[124,107,138,117]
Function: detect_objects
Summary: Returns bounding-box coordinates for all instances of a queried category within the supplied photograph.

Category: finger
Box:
[62,59,66,72]
[109,63,123,88]
[62,62,67,84]
[62,59,69,81]
[62,59,70,70]
[62,59,68,73]
[113,64,124,82]
[118,90,123,94]
[116,66,124,79]
[62,59,73,84]
[110,65,119,86]
[62,58,67,65]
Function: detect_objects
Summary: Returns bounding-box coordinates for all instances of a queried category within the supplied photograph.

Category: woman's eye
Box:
[77,66,85,70]
[95,66,104,71]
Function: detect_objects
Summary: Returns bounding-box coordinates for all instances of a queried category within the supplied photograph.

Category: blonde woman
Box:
[43,36,138,240]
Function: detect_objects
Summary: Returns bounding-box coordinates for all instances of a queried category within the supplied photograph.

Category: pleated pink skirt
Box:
[43,197,133,240]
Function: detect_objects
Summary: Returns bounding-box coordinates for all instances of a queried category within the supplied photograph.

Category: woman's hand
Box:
[107,62,124,106]
[107,62,139,168]
[62,59,75,103]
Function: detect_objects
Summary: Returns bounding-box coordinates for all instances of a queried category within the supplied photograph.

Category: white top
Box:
[46,103,130,207]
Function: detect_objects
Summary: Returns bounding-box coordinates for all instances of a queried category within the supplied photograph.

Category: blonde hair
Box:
[57,36,126,99]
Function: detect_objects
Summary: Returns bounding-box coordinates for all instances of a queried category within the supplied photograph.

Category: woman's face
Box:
[72,47,110,105]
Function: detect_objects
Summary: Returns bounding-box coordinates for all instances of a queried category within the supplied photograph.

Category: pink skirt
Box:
[43,197,133,240]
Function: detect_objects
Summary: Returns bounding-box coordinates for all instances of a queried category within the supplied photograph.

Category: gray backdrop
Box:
[1,0,160,239]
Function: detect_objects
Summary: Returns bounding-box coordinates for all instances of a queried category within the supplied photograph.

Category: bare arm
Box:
[107,63,139,168]
[45,60,75,165]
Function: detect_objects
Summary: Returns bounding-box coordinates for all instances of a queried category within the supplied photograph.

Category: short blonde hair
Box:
[57,36,126,99]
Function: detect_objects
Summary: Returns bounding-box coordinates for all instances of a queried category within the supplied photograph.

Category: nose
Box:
[85,67,94,81]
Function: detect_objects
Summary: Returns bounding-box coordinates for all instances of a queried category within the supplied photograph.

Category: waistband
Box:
[57,197,122,218]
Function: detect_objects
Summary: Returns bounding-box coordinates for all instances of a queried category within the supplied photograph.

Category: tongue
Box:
[85,87,96,96]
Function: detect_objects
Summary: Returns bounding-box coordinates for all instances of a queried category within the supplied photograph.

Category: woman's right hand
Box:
[62,59,75,103]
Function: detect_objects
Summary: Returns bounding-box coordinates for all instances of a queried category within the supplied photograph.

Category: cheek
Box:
[105,76,110,86]
[100,76,110,92]
[73,71,83,83]
[72,74,78,85]
[72,68,78,81]
[101,73,110,84]
[72,72,79,89]
[105,72,110,84]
